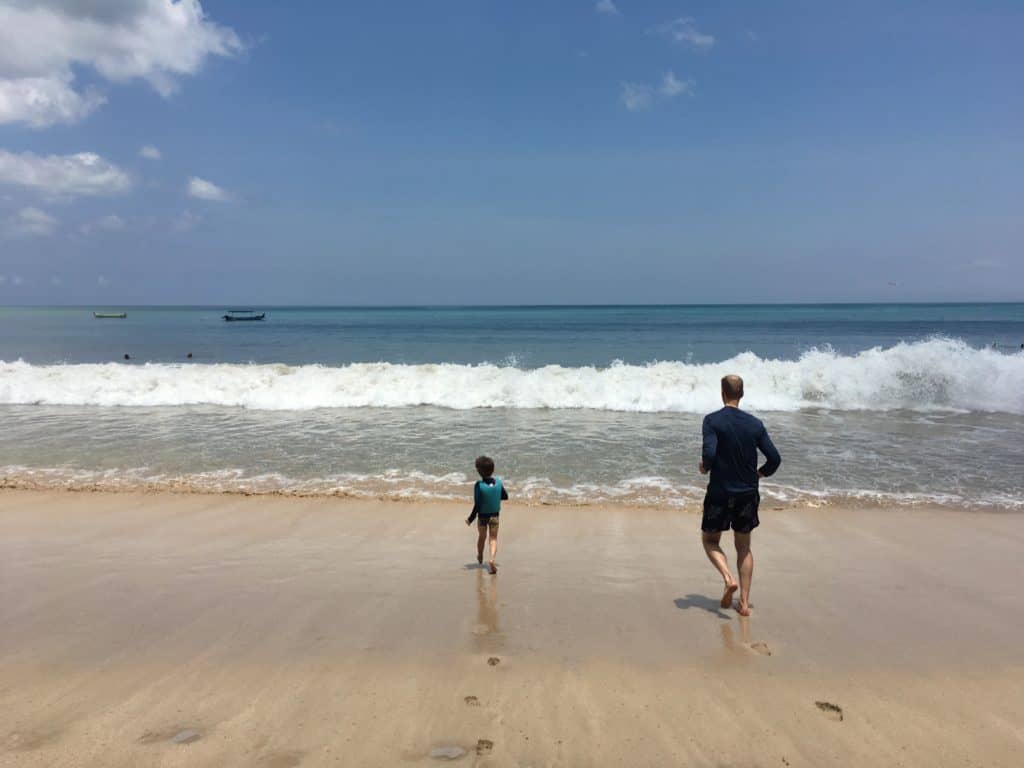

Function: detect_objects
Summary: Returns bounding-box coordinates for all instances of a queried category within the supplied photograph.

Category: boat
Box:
[222,309,266,322]
[93,312,127,319]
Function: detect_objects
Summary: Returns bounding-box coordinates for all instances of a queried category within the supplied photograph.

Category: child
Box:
[465,455,508,574]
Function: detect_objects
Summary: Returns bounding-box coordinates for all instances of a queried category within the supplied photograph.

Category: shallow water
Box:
[1,304,1022,509]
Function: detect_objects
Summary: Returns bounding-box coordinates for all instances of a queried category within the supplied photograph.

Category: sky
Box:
[0,0,1021,305]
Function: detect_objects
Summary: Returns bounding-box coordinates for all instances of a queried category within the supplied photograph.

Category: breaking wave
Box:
[1,338,1022,414]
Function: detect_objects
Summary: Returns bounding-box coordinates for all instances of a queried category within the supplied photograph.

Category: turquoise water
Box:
[2,303,1023,365]
[1,304,1022,509]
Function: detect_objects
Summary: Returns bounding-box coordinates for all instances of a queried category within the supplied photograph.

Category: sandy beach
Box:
[2,489,1022,767]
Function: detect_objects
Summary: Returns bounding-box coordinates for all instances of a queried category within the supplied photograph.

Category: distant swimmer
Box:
[124,353,130,360]
[187,352,193,358]
[699,375,781,616]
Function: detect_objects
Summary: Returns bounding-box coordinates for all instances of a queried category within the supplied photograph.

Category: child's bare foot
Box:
[488,561,497,575]
[720,582,738,609]
[735,601,751,617]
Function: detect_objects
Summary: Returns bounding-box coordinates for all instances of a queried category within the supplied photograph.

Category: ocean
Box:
[1,304,1022,509]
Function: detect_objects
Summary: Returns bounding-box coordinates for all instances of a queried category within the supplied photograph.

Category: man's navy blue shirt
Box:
[701,406,781,495]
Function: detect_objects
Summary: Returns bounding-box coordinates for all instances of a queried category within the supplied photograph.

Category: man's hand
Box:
[465,517,472,526]
[699,461,708,475]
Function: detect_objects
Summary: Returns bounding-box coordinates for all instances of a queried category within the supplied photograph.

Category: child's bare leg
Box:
[476,526,486,563]
[487,526,498,573]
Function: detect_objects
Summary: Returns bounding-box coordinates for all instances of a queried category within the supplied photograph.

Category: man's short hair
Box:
[721,374,744,401]
[475,455,495,478]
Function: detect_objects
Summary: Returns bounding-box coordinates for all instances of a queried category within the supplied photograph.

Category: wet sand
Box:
[1,489,1023,767]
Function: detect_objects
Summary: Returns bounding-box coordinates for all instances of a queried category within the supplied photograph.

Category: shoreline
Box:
[3,489,1024,766]
[1,476,1018,513]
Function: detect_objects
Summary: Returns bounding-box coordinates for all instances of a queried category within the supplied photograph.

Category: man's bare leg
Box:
[702,531,738,607]
[488,528,498,574]
[734,531,753,616]
[477,526,487,564]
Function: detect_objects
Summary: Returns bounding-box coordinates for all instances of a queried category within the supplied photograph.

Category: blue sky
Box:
[0,0,1021,304]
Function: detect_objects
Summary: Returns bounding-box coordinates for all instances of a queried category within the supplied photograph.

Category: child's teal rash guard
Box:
[467,477,508,524]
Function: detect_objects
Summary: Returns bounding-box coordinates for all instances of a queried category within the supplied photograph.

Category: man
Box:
[699,374,781,616]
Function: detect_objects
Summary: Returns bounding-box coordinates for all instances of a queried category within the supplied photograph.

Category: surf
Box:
[1,338,1021,414]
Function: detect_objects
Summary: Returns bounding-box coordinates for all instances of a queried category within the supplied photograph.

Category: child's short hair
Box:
[475,455,495,478]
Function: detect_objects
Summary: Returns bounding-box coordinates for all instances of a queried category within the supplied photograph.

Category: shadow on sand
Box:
[674,594,731,619]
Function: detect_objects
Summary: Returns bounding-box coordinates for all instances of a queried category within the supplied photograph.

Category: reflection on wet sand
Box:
[471,568,503,652]
[719,616,771,659]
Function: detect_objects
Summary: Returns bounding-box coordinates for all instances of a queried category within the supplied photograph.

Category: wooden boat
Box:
[93,312,127,319]
[222,309,266,322]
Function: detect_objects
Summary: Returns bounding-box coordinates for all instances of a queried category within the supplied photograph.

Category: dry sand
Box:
[1,489,1023,767]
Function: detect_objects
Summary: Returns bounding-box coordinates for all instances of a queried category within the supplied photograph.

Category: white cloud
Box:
[0,149,132,199]
[139,144,161,160]
[621,82,653,111]
[656,17,715,51]
[971,258,1003,270]
[81,213,126,233]
[13,275,24,286]
[595,0,619,16]
[0,0,242,128]
[622,73,695,111]
[0,75,106,128]
[173,209,201,230]
[0,274,5,284]
[659,71,693,97]
[3,205,57,237]
[97,274,110,286]
[50,275,62,285]
[187,175,228,201]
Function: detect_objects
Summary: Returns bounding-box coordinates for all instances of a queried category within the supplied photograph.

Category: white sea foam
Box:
[1,338,1022,413]
[2,465,1019,510]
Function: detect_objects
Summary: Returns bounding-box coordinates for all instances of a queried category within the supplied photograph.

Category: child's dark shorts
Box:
[701,489,760,533]
[478,515,499,534]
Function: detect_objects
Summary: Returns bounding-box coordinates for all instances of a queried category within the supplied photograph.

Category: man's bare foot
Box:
[720,582,738,609]
[735,602,751,617]
[488,561,497,575]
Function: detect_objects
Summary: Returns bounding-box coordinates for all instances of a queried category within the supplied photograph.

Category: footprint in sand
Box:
[429,745,467,760]
[138,726,202,745]
[476,739,494,755]
[464,696,480,706]
[815,701,844,721]
[749,642,772,656]
[487,657,501,666]
[257,749,305,767]
[6,729,62,752]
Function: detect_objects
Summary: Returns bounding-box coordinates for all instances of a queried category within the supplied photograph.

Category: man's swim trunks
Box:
[701,489,760,533]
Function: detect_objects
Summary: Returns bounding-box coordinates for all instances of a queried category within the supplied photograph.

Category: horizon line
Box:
[2,300,1023,310]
